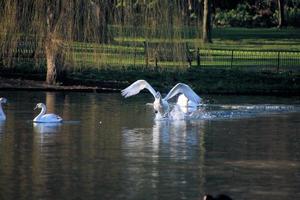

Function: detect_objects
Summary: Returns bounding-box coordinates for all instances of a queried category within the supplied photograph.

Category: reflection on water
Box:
[0,121,4,132]
[33,123,61,133]
[122,118,207,199]
[0,121,5,141]
[33,123,62,134]
[0,91,299,200]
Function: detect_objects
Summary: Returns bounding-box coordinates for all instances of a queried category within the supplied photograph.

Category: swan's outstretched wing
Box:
[121,80,157,98]
[163,83,201,104]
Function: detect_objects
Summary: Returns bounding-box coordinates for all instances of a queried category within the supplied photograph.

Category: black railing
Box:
[1,40,300,73]
[194,48,300,72]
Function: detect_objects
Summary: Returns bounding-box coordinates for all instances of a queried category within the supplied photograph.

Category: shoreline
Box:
[0,77,120,93]
[1,67,299,96]
[1,77,299,97]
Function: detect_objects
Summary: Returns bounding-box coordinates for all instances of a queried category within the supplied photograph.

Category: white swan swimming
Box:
[121,80,201,117]
[33,103,63,123]
[0,97,7,121]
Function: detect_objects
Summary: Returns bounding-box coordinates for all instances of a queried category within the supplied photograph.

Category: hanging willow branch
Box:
[0,0,204,83]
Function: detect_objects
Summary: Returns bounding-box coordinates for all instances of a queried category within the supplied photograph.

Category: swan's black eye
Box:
[154,110,158,114]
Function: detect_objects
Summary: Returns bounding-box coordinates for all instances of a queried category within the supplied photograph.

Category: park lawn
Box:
[113,27,300,51]
[3,27,299,95]
[64,27,300,71]
[6,27,299,72]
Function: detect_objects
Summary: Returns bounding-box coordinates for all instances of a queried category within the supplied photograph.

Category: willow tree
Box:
[0,0,110,84]
[113,0,202,68]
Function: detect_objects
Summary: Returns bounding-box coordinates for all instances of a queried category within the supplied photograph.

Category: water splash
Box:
[155,104,300,121]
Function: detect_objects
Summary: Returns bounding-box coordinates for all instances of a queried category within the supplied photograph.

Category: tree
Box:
[0,0,111,85]
[43,0,63,84]
[202,0,212,43]
[277,0,286,28]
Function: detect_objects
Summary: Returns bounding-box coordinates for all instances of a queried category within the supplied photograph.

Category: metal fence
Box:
[1,40,300,73]
[69,42,300,73]
[195,48,300,72]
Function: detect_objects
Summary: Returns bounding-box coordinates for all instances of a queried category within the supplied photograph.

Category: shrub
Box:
[215,4,253,27]
[215,3,300,27]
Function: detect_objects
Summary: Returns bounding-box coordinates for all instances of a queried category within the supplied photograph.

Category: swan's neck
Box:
[36,105,47,120]
[0,103,5,120]
[154,97,169,115]
[159,97,163,105]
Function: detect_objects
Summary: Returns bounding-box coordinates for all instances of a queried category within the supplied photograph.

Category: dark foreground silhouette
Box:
[203,194,233,200]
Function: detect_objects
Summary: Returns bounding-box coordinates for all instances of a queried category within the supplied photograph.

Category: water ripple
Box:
[157,104,300,121]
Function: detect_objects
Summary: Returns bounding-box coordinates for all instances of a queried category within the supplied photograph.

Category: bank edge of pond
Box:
[0,77,121,93]
[0,68,299,96]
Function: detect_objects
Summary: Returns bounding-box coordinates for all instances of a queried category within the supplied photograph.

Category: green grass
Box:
[113,27,300,50]
[2,27,299,95]
[64,27,300,72]
[206,27,300,51]
[6,27,300,72]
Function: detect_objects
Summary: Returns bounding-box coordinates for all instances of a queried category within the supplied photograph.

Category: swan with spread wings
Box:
[121,80,201,117]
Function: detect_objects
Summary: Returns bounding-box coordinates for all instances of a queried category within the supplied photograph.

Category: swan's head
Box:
[34,103,45,110]
[0,97,7,104]
[155,92,161,99]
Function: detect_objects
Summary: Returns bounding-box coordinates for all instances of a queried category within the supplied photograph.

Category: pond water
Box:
[0,91,299,200]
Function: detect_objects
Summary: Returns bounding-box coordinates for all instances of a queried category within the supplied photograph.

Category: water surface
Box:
[0,91,299,200]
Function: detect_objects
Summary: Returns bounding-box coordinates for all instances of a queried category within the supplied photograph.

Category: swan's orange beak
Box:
[34,105,38,110]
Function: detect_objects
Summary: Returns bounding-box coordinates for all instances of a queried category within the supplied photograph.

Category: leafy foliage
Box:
[214,2,300,27]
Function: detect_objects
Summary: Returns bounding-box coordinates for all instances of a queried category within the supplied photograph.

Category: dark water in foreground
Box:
[0,91,299,200]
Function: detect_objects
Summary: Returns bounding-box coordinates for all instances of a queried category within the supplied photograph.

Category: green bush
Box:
[215,3,300,27]
[215,4,253,27]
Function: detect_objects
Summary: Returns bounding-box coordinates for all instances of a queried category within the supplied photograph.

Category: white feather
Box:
[163,83,201,104]
[121,80,157,98]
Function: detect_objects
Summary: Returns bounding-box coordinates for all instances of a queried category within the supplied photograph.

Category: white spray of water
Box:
[154,104,299,121]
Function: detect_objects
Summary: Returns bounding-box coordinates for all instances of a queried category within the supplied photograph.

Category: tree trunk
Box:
[168,0,174,39]
[45,2,61,85]
[202,0,212,43]
[91,0,110,43]
[45,41,57,85]
[102,2,109,43]
[121,0,124,26]
[277,0,286,28]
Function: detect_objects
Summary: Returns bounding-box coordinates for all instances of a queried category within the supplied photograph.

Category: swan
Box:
[33,103,63,123]
[0,97,7,121]
[121,80,201,117]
